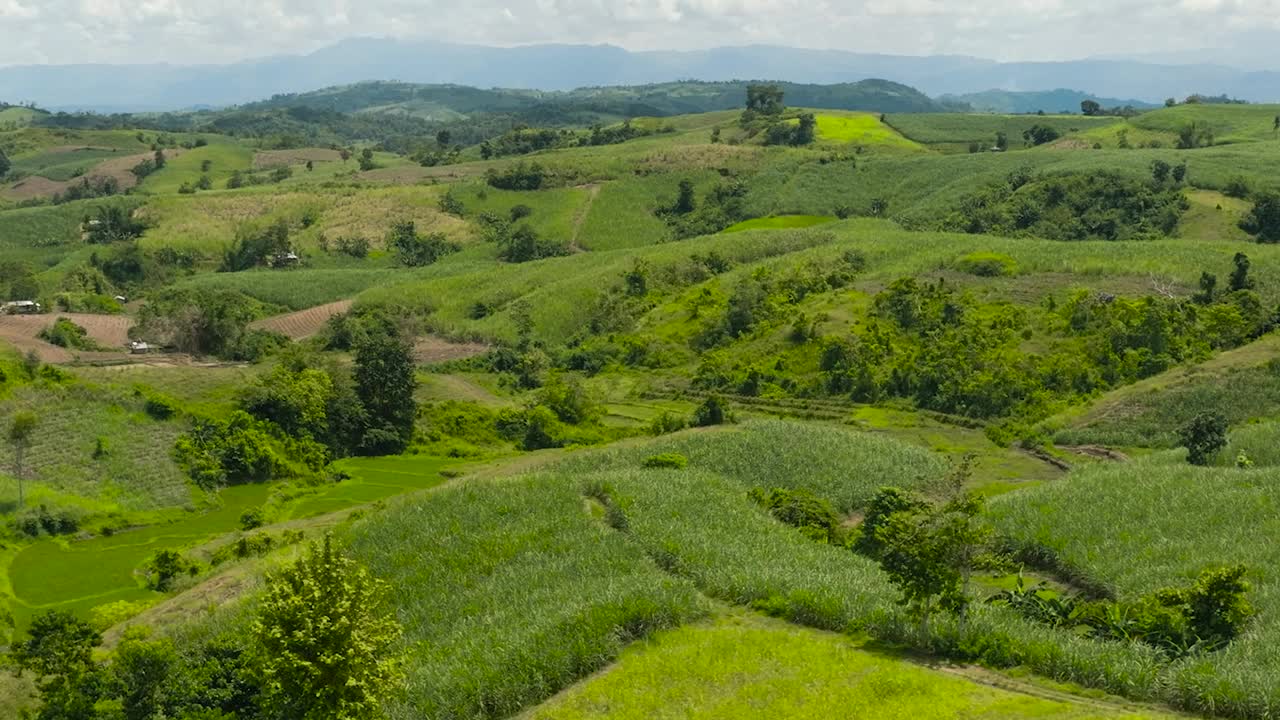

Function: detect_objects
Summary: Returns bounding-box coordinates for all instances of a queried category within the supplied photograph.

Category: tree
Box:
[110,629,180,720]
[692,395,729,427]
[1229,252,1255,292]
[674,179,696,214]
[1081,99,1102,116]
[253,535,402,720]
[436,129,452,147]
[353,324,417,455]
[793,113,817,145]
[153,149,166,171]
[874,491,990,631]
[1240,192,1280,243]
[1022,124,1061,146]
[305,160,314,172]
[0,148,10,178]
[1179,411,1228,466]
[994,131,1008,151]
[1166,98,1178,108]
[1151,159,1171,184]
[745,84,786,115]
[1193,272,1218,304]
[14,610,103,720]
[388,221,457,267]
[1172,160,1188,184]
[1274,115,1279,133]
[8,411,37,508]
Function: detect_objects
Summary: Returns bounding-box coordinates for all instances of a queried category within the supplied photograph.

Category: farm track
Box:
[569,183,601,251]
[413,336,490,364]
[249,299,354,340]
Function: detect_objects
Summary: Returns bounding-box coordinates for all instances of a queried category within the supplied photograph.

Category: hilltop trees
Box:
[746,84,786,116]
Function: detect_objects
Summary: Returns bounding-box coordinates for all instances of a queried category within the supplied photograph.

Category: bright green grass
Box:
[556,420,948,512]
[138,139,255,195]
[0,382,190,511]
[1047,335,1280,448]
[1178,189,1254,243]
[345,474,707,720]
[171,268,397,309]
[814,113,925,151]
[885,113,1122,149]
[721,214,836,233]
[0,106,42,128]
[992,462,1280,718]
[1130,104,1280,145]
[72,364,259,415]
[10,147,128,181]
[6,483,270,629]
[285,454,455,519]
[0,197,142,269]
[527,613,1175,720]
[577,172,714,251]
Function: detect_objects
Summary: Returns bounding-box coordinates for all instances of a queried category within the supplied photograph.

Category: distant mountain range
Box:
[2,38,1279,112]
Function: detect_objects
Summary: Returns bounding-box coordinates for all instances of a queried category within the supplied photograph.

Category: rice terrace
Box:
[4,10,1280,720]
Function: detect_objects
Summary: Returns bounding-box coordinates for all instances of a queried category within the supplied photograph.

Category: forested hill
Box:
[17,79,956,153]
[243,79,956,117]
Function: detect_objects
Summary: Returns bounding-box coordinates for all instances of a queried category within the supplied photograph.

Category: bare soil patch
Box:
[413,335,490,364]
[0,313,135,362]
[250,299,354,340]
[1,149,181,201]
[253,148,342,170]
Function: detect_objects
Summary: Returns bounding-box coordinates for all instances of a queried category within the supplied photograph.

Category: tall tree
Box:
[1229,252,1255,292]
[8,411,37,508]
[253,535,403,720]
[1240,192,1280,243]
[14,610,103,720]
[745,84,786,115]
[353,323,417,455]
[1080,99,1102,116]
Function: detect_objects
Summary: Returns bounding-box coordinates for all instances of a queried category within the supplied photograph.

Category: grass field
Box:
[286,454,455,518]
[992,460,1280,718]
[527,612,1178,720]
[885,113,1122,151]
[721,215,836,233]
[6,482,269,628]
[813,112,926,151]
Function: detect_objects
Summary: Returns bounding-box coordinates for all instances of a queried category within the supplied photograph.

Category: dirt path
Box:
[937,665,1185,717]
[568,183,602,252]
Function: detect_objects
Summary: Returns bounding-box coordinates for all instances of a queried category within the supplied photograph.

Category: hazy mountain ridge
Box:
[2,38,1279,112]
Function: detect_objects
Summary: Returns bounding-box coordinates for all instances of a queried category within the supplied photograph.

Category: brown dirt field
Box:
[0,313,135,362]
[414,336,490,364]
[250,299,354,340]
[1,149,181,201]
[253,148,343,170]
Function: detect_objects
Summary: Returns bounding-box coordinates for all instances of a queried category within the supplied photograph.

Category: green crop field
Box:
[528,612,1177,720]
[6,78,1280,720]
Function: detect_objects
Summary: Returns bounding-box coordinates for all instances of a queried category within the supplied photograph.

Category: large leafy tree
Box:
[254,535,403,720]
[14,610,103,720]
[1240,192,1280,243]
[353,322,417,455]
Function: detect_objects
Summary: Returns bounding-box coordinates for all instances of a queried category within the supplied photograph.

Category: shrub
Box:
[1179,412,1228,466]
[955,252,1017,277]
[749,487,841,542]
[642,453,688,469]
[38,317,99,350]
[648,412,688,436]
[14,504,82,537]
[1223,176,1252,199]
[146,549,195,591]
[692,395,731,427]
[239,508,265,530]
[143,393,181,420]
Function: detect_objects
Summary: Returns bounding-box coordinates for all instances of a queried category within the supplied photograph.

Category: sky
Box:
[1,0,1279,67]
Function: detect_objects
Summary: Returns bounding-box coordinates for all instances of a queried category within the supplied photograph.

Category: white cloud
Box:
[0,0,1278,67]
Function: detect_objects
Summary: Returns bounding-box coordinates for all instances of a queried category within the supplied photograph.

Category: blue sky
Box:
[1,0,1278,66]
